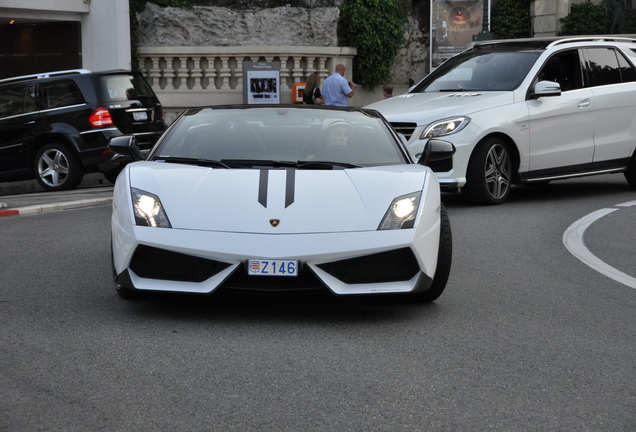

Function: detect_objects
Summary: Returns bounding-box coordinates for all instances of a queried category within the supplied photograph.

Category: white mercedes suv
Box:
[367,37,636,204]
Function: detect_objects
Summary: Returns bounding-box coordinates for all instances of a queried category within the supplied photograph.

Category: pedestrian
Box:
[303,72,324,105]
[383,84,394,98]
[322,64,357,106]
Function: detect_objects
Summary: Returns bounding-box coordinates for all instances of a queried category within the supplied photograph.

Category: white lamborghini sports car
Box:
[109,105,455,301]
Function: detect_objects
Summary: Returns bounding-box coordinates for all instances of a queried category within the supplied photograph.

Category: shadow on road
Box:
[441,174,633,209]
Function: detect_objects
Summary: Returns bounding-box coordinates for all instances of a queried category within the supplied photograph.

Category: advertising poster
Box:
[431,0,487,69]
[243,61,281,104]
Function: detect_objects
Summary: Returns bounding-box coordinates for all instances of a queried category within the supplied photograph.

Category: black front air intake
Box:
[317,248,420,284]
[129,245,231,282]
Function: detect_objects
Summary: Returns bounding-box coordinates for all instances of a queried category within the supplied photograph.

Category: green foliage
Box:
[492,0,530,39]
[338,0,407,90]
[623,8,636,33]
[559,0,608,36]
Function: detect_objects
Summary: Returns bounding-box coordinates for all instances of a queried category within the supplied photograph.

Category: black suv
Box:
[0,69,166,191]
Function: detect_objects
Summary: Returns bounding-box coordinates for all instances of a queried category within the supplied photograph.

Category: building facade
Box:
[0,0,131,79]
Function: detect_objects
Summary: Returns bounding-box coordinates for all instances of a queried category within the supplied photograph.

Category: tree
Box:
[338,0,407,89]
[559,0,609,36]
[491,0,531,39]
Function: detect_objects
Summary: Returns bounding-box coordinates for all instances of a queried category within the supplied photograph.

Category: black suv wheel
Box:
[34,143,83,191]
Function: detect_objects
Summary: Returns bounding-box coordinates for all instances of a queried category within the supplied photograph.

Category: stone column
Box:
[531,0,559,37]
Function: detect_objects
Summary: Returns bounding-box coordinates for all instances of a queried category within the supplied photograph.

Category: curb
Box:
[0,197,113,218]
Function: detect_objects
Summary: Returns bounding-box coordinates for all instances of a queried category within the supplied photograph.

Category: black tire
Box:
[103,168,122,184]
[625,152,636,189]
[411,204,452,303]
[34,143,83,191]
[463,137,512,205]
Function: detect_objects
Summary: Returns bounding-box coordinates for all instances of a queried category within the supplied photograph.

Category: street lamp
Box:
[473,0,494,41]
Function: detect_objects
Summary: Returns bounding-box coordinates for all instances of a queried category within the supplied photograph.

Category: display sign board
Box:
[430,0,487,70]
[243,61,281,104]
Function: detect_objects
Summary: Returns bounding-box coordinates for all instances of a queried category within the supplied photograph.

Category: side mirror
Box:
[108,135,144,161]
[418,139,456,166]
[530,80,561,99]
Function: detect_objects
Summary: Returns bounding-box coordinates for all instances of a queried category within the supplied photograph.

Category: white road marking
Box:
[563,201,636,290]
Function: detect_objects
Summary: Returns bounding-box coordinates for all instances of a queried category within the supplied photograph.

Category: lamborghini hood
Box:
[125,162,432,234]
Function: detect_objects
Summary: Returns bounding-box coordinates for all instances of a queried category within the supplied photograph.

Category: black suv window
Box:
[41,80,84,109]
[584,47,630,86]
[99,74,155,101]
[0,85,37,118]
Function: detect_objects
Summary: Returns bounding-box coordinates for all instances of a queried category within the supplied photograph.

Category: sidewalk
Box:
[0,173,114,217]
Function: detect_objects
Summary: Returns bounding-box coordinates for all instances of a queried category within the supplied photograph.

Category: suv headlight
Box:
[421,117,470,139]
[131,188,171,228]
[378,192,421,230]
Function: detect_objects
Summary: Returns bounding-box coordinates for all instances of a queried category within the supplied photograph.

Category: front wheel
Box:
[463,137,512,205]
[34,143,83,191]
[411,204,452,303]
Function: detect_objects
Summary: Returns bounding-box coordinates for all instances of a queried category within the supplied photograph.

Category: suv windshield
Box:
[98,74,156,101]
[412,51,541,92]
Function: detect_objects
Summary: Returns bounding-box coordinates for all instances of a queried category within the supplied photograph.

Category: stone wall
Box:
[137,3,339,47]
[137,2,429,89]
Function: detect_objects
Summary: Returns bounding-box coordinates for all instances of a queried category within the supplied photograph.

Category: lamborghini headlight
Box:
[421,116,470,138]
[378,192,421,230]
[131,188,171,228]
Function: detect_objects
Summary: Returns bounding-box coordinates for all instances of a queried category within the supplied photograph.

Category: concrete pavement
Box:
[0,173,113,217]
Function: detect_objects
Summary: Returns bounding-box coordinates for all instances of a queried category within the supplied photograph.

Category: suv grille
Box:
[317,248,420,284]
[390,122,417,140]
[129,245,230,282]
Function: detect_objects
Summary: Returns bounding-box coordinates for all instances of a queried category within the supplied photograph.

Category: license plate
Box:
[132,111,148,121]
[248,259,298,277]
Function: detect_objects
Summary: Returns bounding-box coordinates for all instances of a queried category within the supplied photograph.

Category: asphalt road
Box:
[0,174,635,431]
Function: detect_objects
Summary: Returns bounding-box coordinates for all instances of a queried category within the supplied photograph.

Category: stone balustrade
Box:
[137,45,358,117]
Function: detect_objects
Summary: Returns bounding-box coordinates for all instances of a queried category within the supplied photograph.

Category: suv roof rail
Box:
[0,69,92,85]
[473,37,556,50]
[548,36,636,48]
[473,36,636,51]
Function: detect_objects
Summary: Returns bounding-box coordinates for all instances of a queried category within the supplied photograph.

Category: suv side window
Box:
[584,48,625,86]
[616,50,636,82]
[539,50,584,92]
[0,85,37,118]
[41,80,84,109]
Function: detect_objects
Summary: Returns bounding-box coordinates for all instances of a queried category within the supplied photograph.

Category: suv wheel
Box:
[625,152,636,188]
[463,137,512,205]
[34,143,83,191]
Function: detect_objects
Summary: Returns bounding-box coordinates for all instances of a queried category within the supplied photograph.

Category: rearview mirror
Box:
[108,136,144,161]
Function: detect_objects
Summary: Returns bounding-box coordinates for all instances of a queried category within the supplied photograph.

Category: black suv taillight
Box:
[89,107,114,128]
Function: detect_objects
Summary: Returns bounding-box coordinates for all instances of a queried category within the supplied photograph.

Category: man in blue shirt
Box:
[322,64,357,106]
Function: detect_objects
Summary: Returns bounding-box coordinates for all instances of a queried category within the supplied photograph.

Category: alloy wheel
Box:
[484,143,511,200]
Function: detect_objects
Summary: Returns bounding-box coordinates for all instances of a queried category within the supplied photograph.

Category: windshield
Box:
[412,51,541,92]
[151,107,407,168]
